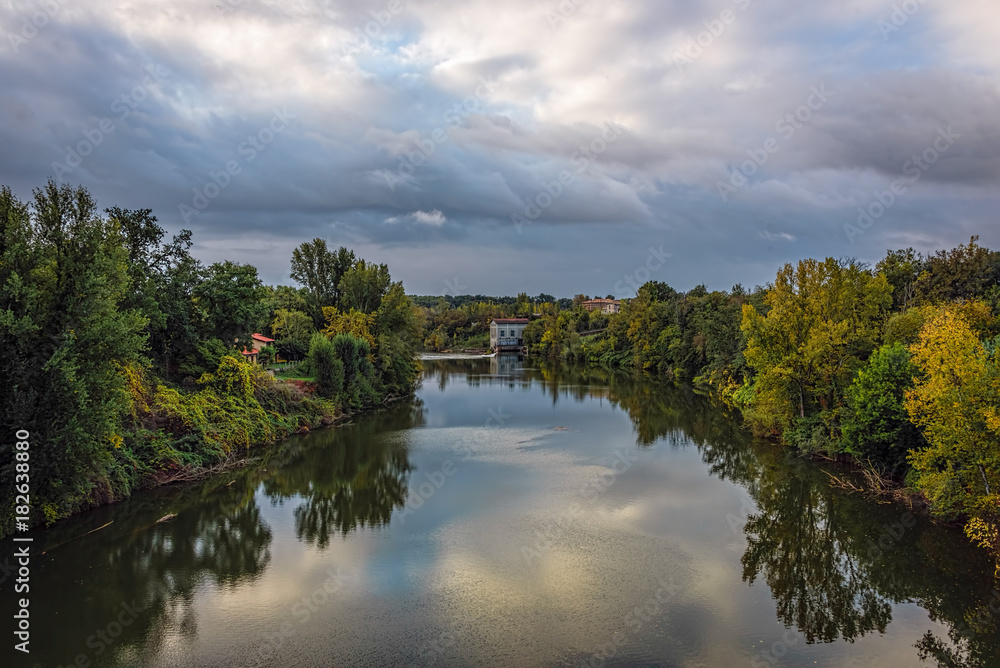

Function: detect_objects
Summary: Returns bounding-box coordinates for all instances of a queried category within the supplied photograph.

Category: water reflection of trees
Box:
[548,359,1000,666]
[260,400,422,547]
[13,399,424,667]
[26,361,998,666]
[18,465,273,667]
[741,473,892,643]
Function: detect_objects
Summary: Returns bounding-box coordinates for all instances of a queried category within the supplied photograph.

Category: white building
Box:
[490,318,529,351]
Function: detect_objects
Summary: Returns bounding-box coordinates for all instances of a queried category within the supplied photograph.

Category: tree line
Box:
[526,237,1000,575]
[0,182,420,535]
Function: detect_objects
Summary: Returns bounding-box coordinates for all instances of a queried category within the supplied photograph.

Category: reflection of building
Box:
[490,318,529,352]
[582,298,621,314]
[490,353,522,375]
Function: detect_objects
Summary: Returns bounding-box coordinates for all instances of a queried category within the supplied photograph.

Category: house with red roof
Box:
[239,333,275,363]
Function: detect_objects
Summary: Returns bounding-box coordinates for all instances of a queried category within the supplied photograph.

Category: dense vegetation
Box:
[415,293,615,351]
[22,363,1000,666]
[522,237,1000,574]
[3,179,998,578]
[0,182,420,536]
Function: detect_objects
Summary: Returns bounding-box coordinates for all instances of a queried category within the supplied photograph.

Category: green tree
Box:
[290,239,355,323]
[271,308,314,343]
[195,261,269,348]
[740,258,892,442]
[308,332,344,399]
[338,259,391,313]
[515,291,531,316]
[841,342,925,474]
[155,242,204,377]
[331,333,376,406]
[263,284,309,336]
[1,182,147,532]
[876,247,925,311]
[914,236,1000,305]
[257,345,277,367]
[104,207,200,377]
[372,281,421,393]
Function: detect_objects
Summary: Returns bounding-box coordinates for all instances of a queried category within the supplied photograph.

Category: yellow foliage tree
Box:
[905,301,1000,575]
[740,258,891,439]
[321,307,375,348]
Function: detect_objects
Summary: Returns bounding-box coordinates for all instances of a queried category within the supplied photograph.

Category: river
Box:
[4,356,999,667]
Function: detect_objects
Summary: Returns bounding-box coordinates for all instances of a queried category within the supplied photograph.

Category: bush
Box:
[258,345,277,366]
[309,333,344,398]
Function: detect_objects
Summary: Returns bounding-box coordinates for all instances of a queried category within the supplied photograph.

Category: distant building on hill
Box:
[582,298,621,314]
[490,318,529,352]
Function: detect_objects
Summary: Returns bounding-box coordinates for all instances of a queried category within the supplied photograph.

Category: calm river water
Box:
[4,356,1000,667]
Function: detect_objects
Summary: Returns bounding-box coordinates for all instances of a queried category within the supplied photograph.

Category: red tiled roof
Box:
[240,348,256,356]
[251,333,275,342]
[583,298,620,304]
[492,318,529,324]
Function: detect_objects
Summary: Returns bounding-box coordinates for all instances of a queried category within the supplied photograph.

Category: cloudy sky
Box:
[2,0,998,297]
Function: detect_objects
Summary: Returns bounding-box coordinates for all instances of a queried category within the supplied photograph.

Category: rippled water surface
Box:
[5,357,999,667]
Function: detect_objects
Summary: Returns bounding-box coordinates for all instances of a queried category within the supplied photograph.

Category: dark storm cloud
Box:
[1,0,997,294]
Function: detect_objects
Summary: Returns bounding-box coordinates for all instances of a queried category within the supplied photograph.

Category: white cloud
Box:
[385,209,446,226]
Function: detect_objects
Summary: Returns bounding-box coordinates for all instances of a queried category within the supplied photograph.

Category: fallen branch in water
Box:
[824,471,867,494]
[36,521,113,556]
[823,467,925,509]
[147,455,258,486]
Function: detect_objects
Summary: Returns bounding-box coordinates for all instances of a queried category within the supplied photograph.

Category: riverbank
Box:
[531,354,951,527]
[4,359,412,539]
[15,356,996,668]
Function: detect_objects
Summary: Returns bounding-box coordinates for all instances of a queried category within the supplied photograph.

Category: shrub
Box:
[309,333,344,398]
